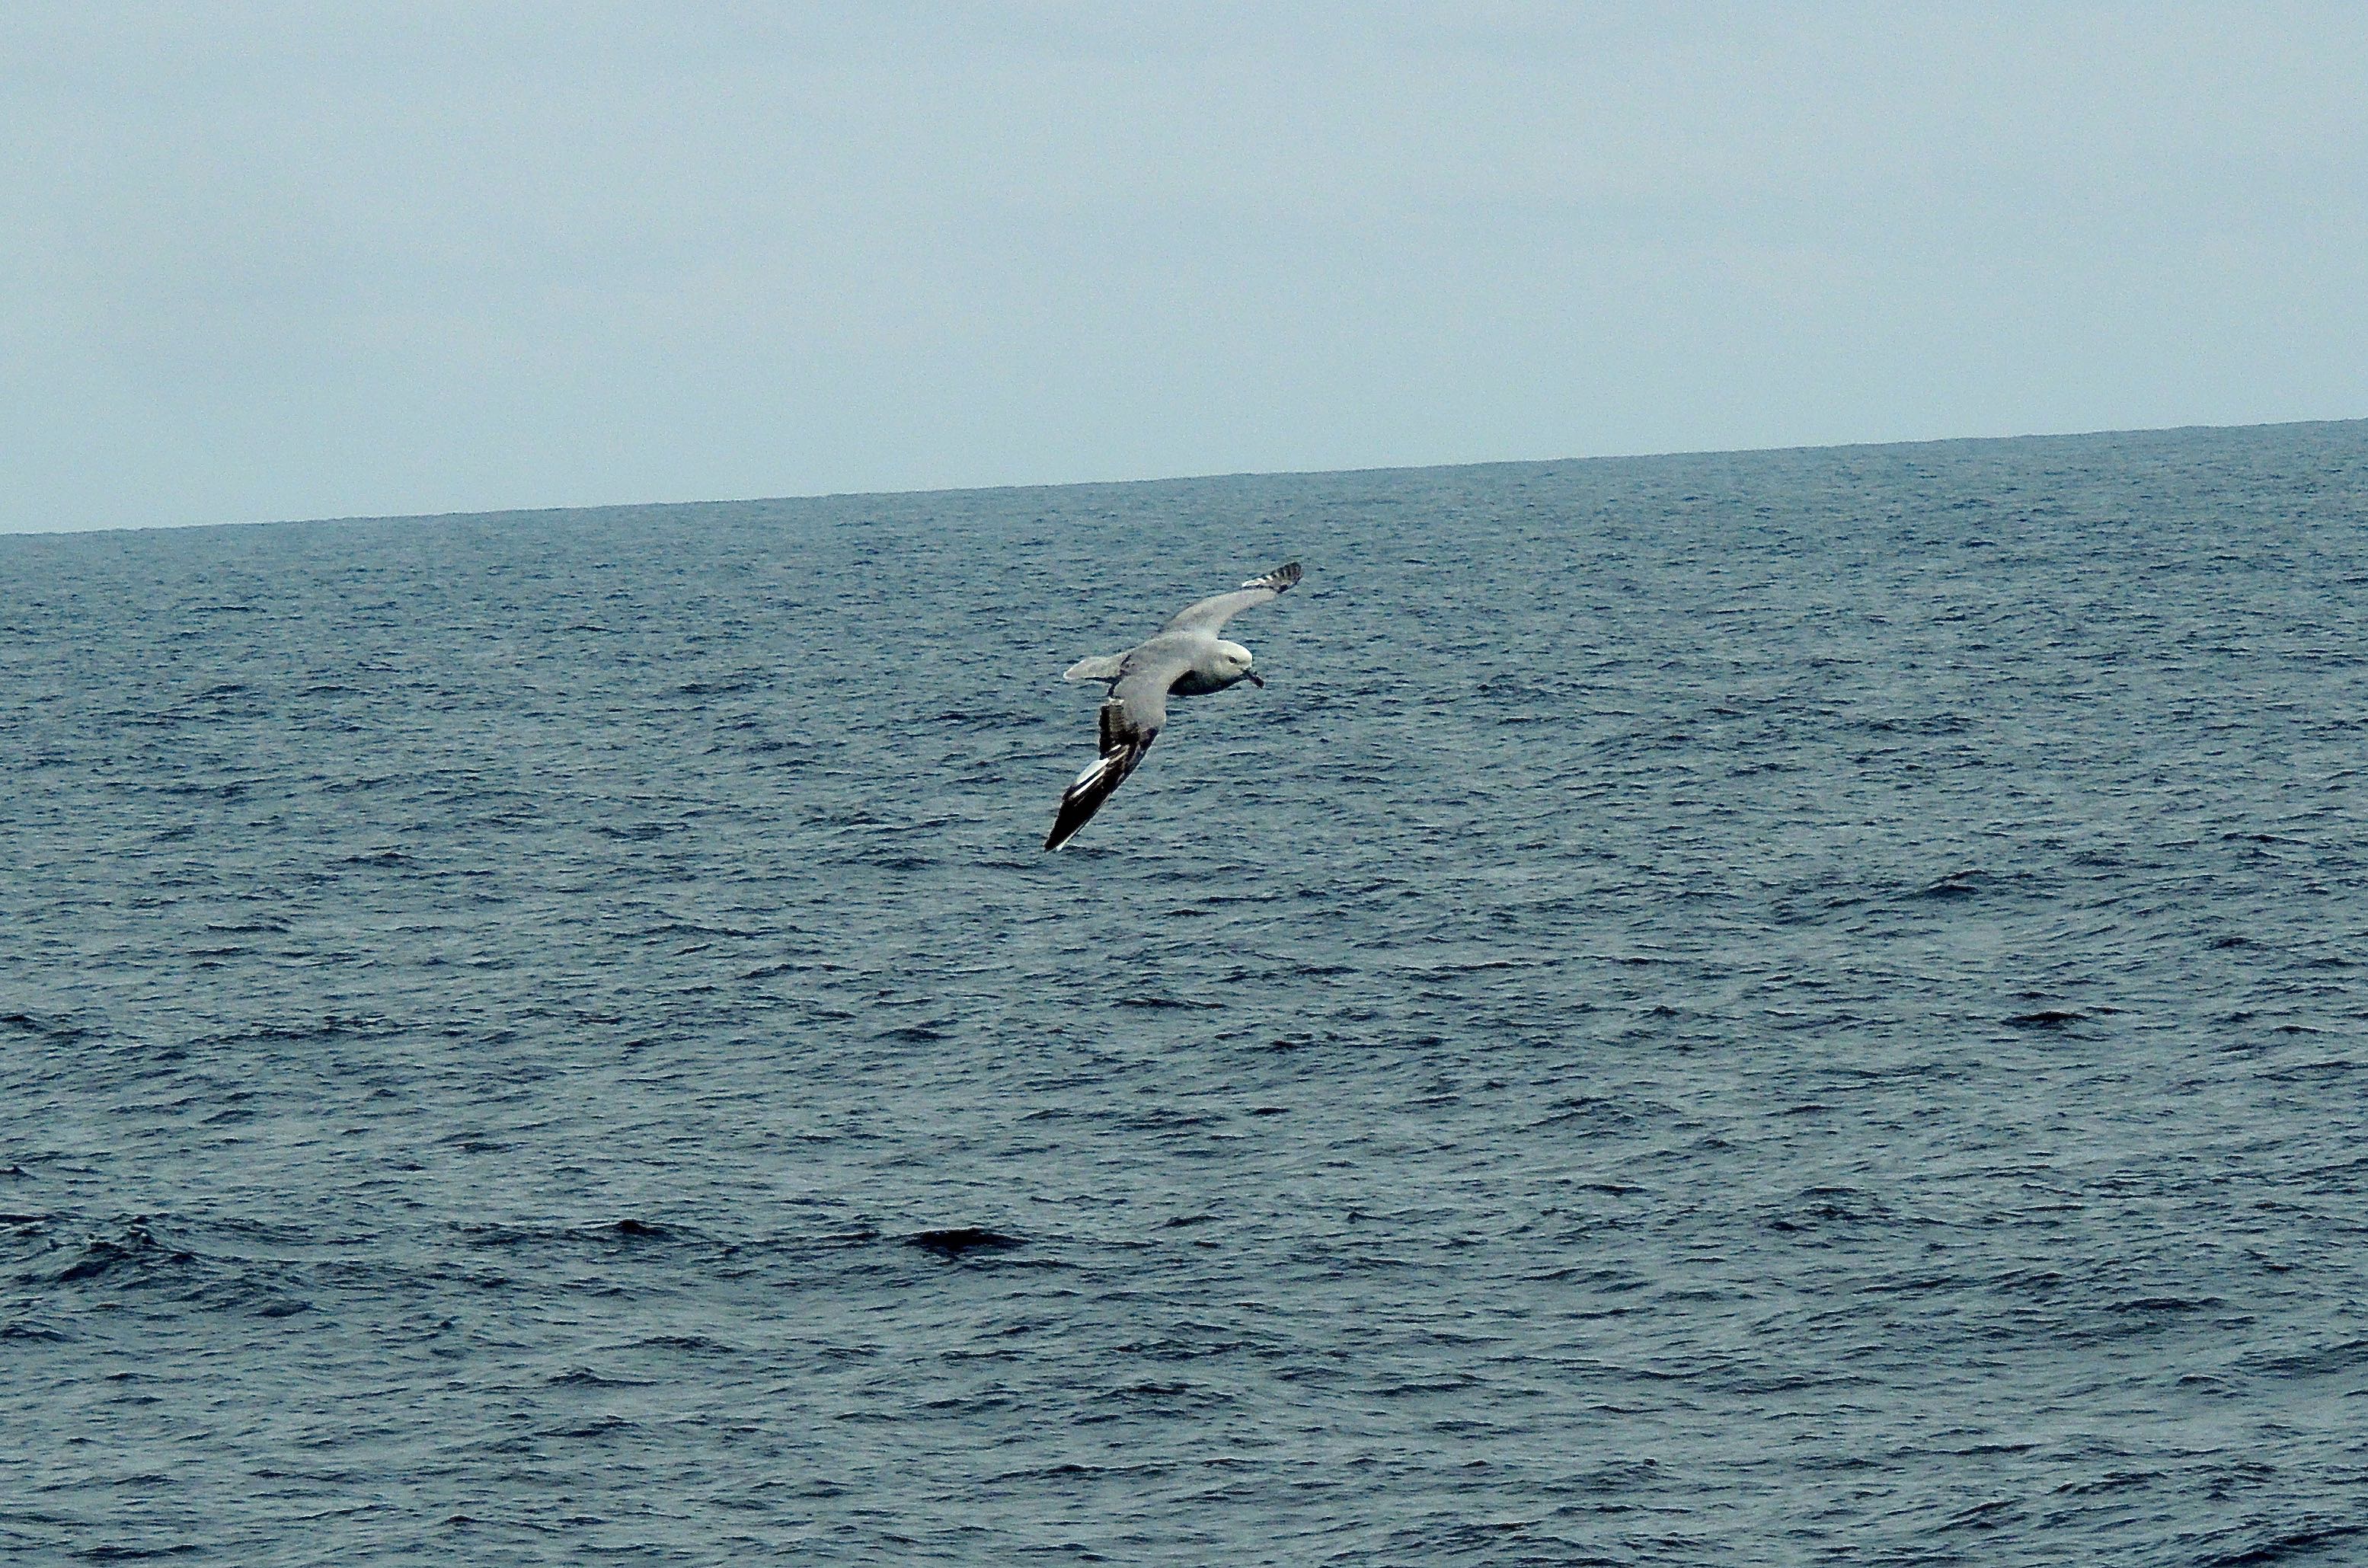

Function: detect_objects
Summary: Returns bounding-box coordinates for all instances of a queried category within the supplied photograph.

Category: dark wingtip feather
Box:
[1043,735,1154,851]
[1044,790,1088,851]
[1043,781,1105,851]
[1043,755,1110,851]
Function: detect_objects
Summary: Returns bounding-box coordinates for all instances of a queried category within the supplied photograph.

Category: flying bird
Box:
[1044,561,1302,851]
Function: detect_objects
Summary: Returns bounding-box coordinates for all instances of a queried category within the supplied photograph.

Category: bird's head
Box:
[1216,640,1263,687]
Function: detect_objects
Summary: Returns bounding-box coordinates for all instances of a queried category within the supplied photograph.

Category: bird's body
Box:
[1044,561,1301,851]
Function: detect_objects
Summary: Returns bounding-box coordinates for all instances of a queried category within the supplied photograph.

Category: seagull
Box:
[1044,561,1302,851]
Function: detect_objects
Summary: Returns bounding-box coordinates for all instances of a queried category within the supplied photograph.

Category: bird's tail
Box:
[1063,653,1126,682]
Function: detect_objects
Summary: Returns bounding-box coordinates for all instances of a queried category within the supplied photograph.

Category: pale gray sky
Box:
[5,2,2363,533]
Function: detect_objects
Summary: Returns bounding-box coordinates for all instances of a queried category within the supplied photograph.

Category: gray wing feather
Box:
[1162,561,1302,634]
[1104,667,1174,742]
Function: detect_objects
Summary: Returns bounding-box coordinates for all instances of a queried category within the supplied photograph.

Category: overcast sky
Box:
[5,2,2363,533]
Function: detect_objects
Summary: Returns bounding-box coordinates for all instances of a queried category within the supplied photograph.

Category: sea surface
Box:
[5,422,2367,1565]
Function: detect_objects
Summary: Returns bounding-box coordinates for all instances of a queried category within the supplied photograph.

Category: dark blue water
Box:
[5,422,2367,1565]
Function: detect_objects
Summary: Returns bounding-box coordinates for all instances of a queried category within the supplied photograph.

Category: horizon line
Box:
[8,413,2362,541]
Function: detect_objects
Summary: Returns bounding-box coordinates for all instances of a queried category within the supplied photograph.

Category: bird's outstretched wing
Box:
[1162,561,1302,634]
[1045,670,1172,850]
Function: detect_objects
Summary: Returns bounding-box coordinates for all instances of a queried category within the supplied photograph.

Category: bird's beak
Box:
[1246,670,1265,688]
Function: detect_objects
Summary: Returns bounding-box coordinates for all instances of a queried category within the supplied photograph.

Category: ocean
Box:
[4,420,2366,1564]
